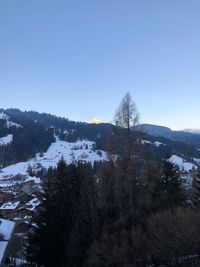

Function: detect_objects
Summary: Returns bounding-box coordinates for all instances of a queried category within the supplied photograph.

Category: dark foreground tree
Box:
[159,159,184,210]
[67,163,98,267]
[192,166,200,205]
[27,160,97,267]
[26,160,70,266]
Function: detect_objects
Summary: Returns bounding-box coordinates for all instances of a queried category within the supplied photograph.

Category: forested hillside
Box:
[1,108,200,169]
[0,109,111,167]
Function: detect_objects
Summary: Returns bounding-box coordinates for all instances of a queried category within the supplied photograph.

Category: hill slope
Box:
[134,123,200,147]
[0,109,200,172]
[0,109,111,167]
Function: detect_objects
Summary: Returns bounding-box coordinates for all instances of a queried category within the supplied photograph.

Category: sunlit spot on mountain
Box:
[90,118,103,124]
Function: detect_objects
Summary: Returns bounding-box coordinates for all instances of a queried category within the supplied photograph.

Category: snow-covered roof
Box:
[24,176,41,184]
[26,198,40,211]
[0,218,15,264]
[0,181,17,188]
[0,241,8,264]
[0,218,15,240]
[0,201,20,210]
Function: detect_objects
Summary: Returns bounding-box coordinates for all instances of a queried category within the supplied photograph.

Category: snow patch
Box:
[0,134,13,146]
[0,112,9,120]
[141,140,165,147]
[0,112,22,128]
[169,155,197,172]
[0,162,30,178]
[181,174,193,189]
[193,158,200,164]
[141,140,152,145]
[154,141,165,147]
[24,176,41,184]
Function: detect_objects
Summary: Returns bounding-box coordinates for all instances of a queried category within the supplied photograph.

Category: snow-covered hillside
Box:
[0,112,21,128]
[0,138,108,179]
[0,134,13,146]
[169,155,197,172]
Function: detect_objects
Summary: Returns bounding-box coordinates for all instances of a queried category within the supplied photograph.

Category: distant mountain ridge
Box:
[134,124,200,147]
[182,129,200,134]
[134,124,172,138]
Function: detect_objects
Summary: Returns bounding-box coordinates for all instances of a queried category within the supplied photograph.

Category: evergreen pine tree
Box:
[97,160,119,230]
[192,166,200,204]
[26,166,58,266]
[67,162,98,267]
[27,160,72,266]
[27,160,98,267]
[159,159,184,209]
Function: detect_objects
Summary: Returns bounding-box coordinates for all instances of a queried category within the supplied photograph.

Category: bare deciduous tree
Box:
[112,92,139,161]
[114,92,139,130]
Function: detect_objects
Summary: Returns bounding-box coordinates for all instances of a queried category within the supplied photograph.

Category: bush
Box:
[147,208,200,265]
[88,228,148,267]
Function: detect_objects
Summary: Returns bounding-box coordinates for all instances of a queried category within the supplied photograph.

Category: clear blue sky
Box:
[0,0,200,129]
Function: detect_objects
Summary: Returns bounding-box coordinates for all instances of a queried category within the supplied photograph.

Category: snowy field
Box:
[0,134,13,146]
[0,138,108,179]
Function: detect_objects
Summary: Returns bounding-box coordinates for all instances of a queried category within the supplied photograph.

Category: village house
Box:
[0,201,20,217]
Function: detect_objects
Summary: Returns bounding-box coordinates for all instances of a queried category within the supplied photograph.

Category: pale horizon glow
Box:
[0,1,200,130]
